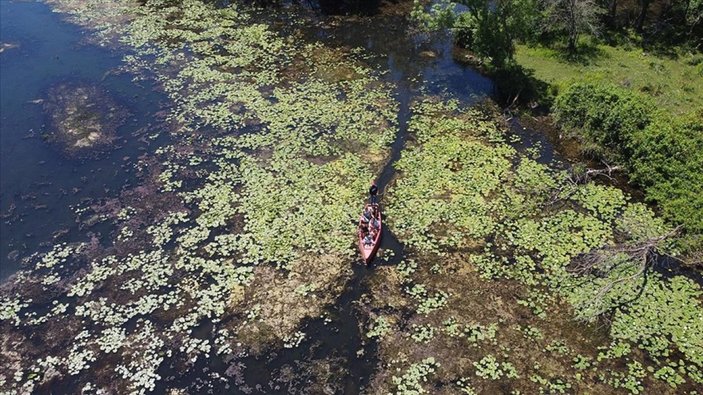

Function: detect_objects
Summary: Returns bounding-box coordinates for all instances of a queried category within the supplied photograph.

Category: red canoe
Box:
[358,203,382,264]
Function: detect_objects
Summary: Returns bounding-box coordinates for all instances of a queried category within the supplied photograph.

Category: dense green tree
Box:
[629,111,703,234]
[412,0,539,67]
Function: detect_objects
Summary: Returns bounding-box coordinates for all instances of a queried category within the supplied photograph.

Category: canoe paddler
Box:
[362,206,372,223]
[369,181,378,204]
[363,232,374,246]
[370,216,380,230]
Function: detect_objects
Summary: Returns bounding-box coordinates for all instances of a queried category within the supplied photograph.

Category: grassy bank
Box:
[515,43,703,115]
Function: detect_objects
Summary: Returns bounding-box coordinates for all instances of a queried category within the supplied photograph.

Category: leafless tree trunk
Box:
[635,0,651,32]
[608,0,617,28]
[541,0,604,54]
[567,0,578,52]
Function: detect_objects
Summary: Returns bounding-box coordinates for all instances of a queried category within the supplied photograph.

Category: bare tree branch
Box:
[568,226,682,319]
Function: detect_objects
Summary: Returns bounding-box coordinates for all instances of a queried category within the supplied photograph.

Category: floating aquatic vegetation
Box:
[367,315,394,339]
[390,357,439,395]
[5,0,701,393]
[372,97,703,393]
[473,354,519,380]
[42,83,129,158]
[2,0,399,392]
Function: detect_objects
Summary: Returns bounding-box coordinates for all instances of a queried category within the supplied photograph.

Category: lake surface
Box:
[0,0,508,280]
[1,0,166,279]
[0,1,576,393]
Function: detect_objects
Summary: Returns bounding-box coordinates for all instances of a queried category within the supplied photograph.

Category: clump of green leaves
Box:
[473,354,519,380]
[411,324,436,343]
[391,358,440,394]
[464,323,498,345]
[367,315,393,339]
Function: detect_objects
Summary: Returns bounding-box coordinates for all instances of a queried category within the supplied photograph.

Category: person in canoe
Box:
[362,206,373,223]
[369,215,380,231]
[358,182,383,264]
[364,229,378,245]
[363,231,374,246]
[369,181,378,204]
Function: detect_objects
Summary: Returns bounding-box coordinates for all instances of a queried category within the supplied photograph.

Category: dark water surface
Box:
[0,0,166,278]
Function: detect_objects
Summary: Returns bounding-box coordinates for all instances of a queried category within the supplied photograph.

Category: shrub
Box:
[553,83,652,157]
[629,111,703,233]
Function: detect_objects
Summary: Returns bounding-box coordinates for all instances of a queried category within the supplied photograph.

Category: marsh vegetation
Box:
[42,83,129,157]
[0,0,701,394]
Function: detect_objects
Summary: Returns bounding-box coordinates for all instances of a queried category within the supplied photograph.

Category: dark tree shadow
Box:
[553,41,608,66]
[493,63,554,109]
[315,0,382,15]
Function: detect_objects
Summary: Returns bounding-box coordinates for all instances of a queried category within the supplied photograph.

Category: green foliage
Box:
[391,358,440,394]
[232,153,373,264]
[571,183,628,221]
[386,97,703,391]
[387,100,517,252]
[653,365,686,389]
[545,340,571,355]
[607,360,646,393]
[455,378,478,394]
[553,82,652,157]
[1,0,403,391]
[416,290,449,315]
[629,111,703,233]
[411,324,436,343]
[473,355,519,380]
[519,325,544,341]
[397,259,419,279]
[12,1,702,393]
[412,0,539,67]
[609,274,703,366]
[442,317,462,337]
[616,203,670,243]
[367,315,393,339]
[572,354,593,370]
[540,377,572,394]
[516,289,549,319]
[471,253,509,280]
[463,323,499,345]
[555,82,703,240]
[509,210,612,272]
[515,45,703,115]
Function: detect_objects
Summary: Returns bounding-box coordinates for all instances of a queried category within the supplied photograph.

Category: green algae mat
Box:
[1,1,702,394]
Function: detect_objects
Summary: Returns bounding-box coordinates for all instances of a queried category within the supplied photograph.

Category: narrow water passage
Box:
[217,78,415,395]
[227,7,498,392]
[376,82,411,264]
